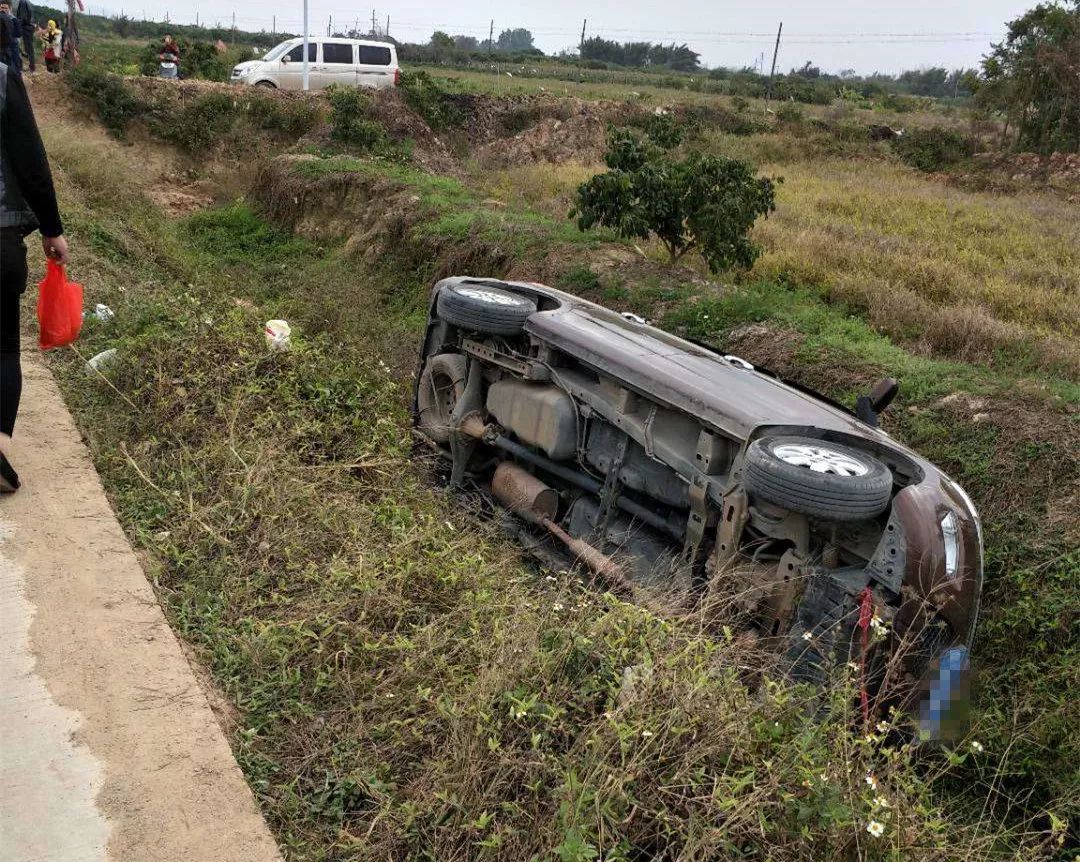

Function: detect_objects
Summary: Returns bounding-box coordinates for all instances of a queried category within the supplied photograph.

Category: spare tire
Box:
[744,436,891,521]
[436,282,536,336]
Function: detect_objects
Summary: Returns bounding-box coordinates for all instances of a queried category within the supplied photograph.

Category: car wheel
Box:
[744,436,892,521]
[255,80,277,89]
[436,282,537,337]
[416,353,468,444]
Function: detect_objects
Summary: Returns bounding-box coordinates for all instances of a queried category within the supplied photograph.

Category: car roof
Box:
[279,37,395,47]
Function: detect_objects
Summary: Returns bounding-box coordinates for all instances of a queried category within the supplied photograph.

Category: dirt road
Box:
[0,351,282,862]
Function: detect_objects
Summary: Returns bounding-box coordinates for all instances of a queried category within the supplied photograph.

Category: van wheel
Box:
[436,282,536,336]
[255,80,277,89]
[416,353,468,444]
[744,436,891,521]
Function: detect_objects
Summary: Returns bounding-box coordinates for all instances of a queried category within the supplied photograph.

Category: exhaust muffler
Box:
[491,462,627,589]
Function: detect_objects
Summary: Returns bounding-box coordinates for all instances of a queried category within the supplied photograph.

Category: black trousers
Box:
[21,28,35,72]
[0,228,28,437]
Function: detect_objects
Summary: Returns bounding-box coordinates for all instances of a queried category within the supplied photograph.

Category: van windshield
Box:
[262,41,295,61]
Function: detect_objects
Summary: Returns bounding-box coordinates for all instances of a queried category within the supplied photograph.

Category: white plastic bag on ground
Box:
[264,320,291,352]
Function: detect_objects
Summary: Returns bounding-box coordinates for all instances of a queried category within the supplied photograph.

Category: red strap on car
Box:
[857,586,874,727]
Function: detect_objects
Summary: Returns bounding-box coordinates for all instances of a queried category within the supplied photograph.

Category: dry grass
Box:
[746,159,1079,376]
[470,161,598,220]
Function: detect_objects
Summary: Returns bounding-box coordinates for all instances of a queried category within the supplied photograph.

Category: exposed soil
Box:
[473,113,609,168]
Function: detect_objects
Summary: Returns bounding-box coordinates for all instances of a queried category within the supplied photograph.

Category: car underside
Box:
[413,277,984,738]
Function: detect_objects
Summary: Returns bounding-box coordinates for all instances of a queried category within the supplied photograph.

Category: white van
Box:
[231,38,399,91]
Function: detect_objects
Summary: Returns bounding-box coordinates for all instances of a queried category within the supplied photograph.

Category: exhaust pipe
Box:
[491,462,628,590]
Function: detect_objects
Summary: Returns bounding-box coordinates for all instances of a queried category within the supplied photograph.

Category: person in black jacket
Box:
[0,2,22,72]
[0,30,69,490]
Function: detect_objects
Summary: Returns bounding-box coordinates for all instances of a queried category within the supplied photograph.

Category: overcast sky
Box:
[89,0,1038,74]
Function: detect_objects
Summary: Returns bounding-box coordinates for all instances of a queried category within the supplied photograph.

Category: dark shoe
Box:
[0,451,19,493]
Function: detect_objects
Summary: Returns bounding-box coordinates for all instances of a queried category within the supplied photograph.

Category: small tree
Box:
[573,130,777,272]
[978,1,1080,153]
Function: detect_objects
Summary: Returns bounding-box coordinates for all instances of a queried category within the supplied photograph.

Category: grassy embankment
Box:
[30,72,1077,860]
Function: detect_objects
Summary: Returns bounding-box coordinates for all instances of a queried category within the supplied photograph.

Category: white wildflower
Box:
[848,661,860,672]
[865,774,878,790]
[970,740,984,753]
[802,630,814,641]
[641,730,654,738]
[553,603,565,612]
[866,820,885,838]
[873,795,891,809]
[876,720,890,733]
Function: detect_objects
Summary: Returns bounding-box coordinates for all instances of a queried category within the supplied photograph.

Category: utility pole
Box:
[385,15,389,37]
[327,15,331,36]
[578,18,586,83]
[302,0,309,90]
[371,8,376,35]
[272,15,275,35]
[766,22,782,103]
[488,19,493,58]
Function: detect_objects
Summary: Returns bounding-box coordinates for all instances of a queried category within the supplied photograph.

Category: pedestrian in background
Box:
[40,17,59,72]
[0,22,70,491]
[11,0,31,72]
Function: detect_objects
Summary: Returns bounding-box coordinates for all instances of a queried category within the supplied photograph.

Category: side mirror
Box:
[869,377,899,413]
[280,55,290,64]
[855,377,898,427]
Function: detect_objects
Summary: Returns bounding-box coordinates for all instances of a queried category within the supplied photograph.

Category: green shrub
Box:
[574,129,778,271]
[397,70,464,132]
[644,112,684,148]
[894,127,976,172]
[732,95,750,113]
[243,93,322,136]
[152,91,238,151]
[66,66,143,137]
[326,86,390,151]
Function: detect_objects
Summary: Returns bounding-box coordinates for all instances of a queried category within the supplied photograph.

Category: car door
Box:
[278,41,316,90]
[357,44,394,89]
[317,41,357,89]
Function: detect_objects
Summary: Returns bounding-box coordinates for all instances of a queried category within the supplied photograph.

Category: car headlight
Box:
[941,511,960,579]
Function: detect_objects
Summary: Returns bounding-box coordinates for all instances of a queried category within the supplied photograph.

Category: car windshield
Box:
[262,41,296,61]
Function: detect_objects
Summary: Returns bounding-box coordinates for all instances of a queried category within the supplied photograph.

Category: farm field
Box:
[24,61,1078,861]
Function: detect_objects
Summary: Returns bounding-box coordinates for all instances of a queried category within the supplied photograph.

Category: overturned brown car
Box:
[413,277,983,738]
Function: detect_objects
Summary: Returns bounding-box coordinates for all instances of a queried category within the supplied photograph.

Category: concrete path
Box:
[0,353,282,862]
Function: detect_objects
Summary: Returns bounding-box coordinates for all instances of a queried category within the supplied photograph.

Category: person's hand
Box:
[42,234,69,265]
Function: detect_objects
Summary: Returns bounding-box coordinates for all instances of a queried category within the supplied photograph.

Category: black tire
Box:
[255,80,278,89]
[744,436,891,522]
[416,353,468,444]
[436,282,536,336]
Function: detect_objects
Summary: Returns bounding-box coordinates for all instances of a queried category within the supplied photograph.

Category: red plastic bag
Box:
[37,260,84,350]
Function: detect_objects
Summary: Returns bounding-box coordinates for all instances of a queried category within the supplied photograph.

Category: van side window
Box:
[323,42,354,64]
[358,45,392,65]
[286,43,317,62]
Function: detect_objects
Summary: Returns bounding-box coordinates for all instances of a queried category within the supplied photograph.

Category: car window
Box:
[323,42,354,64]
[285,43,317,62]
[358,45,392,65]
